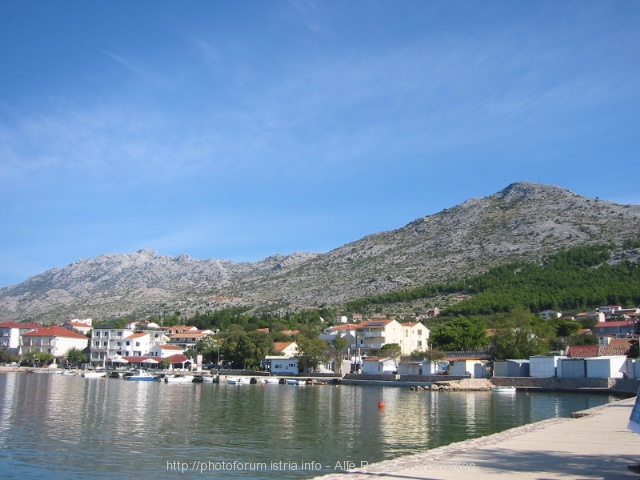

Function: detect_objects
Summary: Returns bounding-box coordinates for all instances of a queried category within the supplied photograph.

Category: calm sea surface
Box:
[0,372,622,479]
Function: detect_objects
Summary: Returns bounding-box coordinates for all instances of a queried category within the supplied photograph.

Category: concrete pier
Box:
[317,397,640,479]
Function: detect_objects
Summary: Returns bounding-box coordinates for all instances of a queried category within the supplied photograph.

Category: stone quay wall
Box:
[491,376,640,394]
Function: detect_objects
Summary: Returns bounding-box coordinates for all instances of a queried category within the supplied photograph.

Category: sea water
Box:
[0,372,621,479]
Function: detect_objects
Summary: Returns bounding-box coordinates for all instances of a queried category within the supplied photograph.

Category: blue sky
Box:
[1,1,638,288]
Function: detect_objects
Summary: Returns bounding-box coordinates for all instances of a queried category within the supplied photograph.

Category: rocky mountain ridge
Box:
[2,182,640,324]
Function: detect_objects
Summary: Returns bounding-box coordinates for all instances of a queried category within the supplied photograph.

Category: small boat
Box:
[193,374,219,383]
[492,386,517,393]
[82,370,106,379]
[286,378,308,386]
[62,369,78,376]
[125,369,157,382]
[226,376,249,385]
[164,374,193,384]
[262,377,280,384]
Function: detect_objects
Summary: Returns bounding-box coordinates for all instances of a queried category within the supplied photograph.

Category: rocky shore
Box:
[410,378,494,392]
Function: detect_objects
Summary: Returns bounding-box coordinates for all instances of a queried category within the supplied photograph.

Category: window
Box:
[126,341,130,346]
[135,342,140,347]
[417,330,422,336]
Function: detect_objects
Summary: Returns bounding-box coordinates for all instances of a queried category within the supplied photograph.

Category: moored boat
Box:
[286,378,308,386]
[226,376,249,385]
[193,374,219,383]
[82,370,106,379]
[124,369,157,381]
[492,386,517,393]
[262,377,280,384]
[164,374,193,384]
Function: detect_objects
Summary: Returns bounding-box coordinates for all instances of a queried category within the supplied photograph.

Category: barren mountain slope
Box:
[1,182,639,323]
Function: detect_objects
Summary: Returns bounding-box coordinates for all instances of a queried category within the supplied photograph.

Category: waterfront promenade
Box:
[318,396,640,480]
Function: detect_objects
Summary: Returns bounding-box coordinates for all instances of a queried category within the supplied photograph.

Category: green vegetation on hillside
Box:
[345,242,640,316]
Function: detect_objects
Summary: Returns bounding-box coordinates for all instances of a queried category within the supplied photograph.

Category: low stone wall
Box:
[491,376,640,394]
[343,373,469,383]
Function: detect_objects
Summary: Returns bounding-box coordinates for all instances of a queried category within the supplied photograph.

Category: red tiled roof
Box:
[122,354,190,364]
[123,332,148,340]
[566,344,632,357]
[23,325,88,339]
[600,345,633,356]
[0,321,40,329]
[170,331,205,338]
[358,319,394,328]
[159,344,183,350]
[273,342,295,352]
[567,346,599,358]
[67,321,91,327]
[166,354,189,363]
[327,324,358,331]
[593,320,637,328]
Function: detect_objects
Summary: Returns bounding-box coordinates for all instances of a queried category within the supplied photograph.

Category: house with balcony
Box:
[319,324,358,352]
[168,330,214,350]
[149,344,185,358]
[63,318,93,335]
[0,322,40,356]
[592,320,638,340]
[90,325,168,363]
[400,322,430,355]
[162,325,199,335]
[354,319,404,356]
[22,326,88,361]
[90,325,135,363]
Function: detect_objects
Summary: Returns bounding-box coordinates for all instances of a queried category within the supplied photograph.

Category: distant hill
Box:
[2,182,640,324]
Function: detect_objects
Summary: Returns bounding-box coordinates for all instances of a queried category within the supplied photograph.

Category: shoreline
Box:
[2,366,639,393]
[314,396,640,479]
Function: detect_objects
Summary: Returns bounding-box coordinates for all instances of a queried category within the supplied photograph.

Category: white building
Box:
[355,319,404,355]
[319,324,358,351]
[90,326,134,363]
[64,318,93,335]
[22,326,88,360]
[265,356,299,374]
[0,322,40,356]
[90,326,168,363]
[362,357,397,375]
[399,322,430,355]
[273,342,298,357]
[168,330,213,350]
[149,344,185,358]
[448,359,490,378]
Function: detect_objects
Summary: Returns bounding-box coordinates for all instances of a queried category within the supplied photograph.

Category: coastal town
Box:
[1,304,639,392]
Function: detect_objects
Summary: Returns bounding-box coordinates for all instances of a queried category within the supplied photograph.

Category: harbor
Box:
[0,370,631,479]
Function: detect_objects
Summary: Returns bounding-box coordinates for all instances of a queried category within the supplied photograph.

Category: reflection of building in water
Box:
[0,373,18,446]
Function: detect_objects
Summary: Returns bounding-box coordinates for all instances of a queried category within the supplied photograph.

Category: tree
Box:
[297,335,331,372]
[0,350,19,364]
[218,330,273,369]
[490,328,548,360]
[33,352,54,366]
[65,347,87,367]
[431,317,488,351]
[380,343,402,368]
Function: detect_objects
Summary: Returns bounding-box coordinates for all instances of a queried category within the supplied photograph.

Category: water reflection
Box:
[0,373,622,479]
